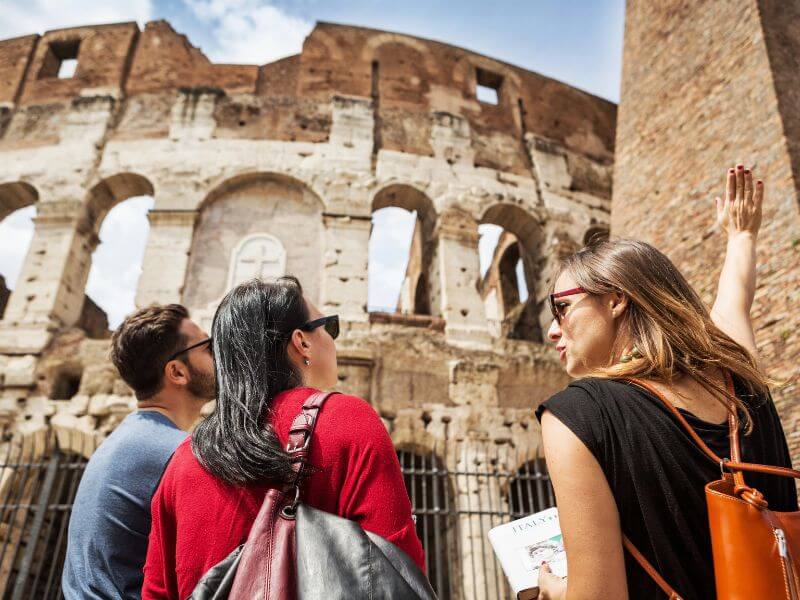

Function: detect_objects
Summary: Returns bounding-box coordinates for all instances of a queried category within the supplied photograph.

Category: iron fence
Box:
[0,432,88,600]
[399,441,555,600]
[0,431,552,600]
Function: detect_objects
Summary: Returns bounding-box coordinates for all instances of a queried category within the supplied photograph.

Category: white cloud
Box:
[0,206,36,290]
[0,0,151,40]
[183,0,312,64]
[85,196,154,329]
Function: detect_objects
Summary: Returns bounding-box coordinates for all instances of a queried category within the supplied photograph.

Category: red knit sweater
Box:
[141,387,425,599]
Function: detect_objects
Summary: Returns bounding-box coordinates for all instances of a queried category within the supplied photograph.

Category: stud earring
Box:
[303,358,310,366]
[620,346,643,363]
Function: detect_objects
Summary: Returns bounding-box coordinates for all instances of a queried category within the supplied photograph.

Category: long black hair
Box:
[192,276,309,485]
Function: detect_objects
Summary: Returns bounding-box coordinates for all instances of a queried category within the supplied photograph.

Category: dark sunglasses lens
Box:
[325,317,339,340]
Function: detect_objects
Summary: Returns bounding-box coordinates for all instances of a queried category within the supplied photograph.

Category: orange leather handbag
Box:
[621,378,800,600]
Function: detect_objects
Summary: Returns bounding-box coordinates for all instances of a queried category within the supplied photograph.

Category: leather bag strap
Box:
[621,536,683,600]
[624,377,800,480]
[286,391,337,494]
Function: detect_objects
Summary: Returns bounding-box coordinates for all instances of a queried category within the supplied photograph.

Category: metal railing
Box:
[0,432,553,600]
[399,441,555,600]
[0,432,88,600]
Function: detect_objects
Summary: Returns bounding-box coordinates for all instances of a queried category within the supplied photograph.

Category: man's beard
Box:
[186,362,216,400]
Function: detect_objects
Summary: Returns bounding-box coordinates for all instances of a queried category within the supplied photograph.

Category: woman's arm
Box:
[537,410,628,600]
[710,165,763,358]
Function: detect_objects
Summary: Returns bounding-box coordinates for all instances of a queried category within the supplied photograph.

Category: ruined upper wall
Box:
[0,20,616,173]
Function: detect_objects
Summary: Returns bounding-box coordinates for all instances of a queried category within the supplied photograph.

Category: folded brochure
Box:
[488,507,567,600]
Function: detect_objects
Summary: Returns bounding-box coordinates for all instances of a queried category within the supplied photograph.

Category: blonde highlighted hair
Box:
[555,239,768,432]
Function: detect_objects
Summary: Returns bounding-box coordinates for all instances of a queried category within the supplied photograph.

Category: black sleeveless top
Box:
[535,377,797,600]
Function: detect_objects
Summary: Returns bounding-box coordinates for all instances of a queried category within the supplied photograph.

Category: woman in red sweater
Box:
[141,276,425,599]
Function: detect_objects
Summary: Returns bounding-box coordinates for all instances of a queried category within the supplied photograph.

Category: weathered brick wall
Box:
[613,0,800,464]
[0,21,615,174]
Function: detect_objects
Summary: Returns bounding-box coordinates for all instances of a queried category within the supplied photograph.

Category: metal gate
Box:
[0,432,88,600]
[0,431,552,600]
[399,441,555,600]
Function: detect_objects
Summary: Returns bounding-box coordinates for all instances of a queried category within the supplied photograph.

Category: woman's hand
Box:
[538,562,567,599]
[715,164,763,239]
[710,164,762,358]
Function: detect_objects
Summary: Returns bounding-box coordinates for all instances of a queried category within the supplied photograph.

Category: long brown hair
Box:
[555,238,768,431]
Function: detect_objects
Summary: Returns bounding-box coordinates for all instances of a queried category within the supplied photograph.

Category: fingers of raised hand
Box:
[735,164,745,203]
[725,167,736,203]
[754,178,764,212]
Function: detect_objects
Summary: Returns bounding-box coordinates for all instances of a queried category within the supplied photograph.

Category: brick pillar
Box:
[433,210,491,348]
[0,200,97,354]
[135,209,198,307]
[320,213,371,324]
[614,0,800,465]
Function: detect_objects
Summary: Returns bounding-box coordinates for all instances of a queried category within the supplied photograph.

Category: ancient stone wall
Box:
[613,0,800,464]
[0,19,614,599]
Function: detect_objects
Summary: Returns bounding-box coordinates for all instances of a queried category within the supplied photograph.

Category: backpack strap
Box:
[617,373,800,597]
[285,391,338,509]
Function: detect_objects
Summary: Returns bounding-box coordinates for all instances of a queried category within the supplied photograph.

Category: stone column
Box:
[0,200,98,354]
[320,213,371,325]
[135,209,198,307]
[454,440,504,600]
[433,210,491,348]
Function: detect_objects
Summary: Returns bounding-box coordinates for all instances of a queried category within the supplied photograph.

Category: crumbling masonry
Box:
[0,19,617,599]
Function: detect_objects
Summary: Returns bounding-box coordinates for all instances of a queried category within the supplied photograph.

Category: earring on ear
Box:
[620,346,643,363]
[303,358,311,366]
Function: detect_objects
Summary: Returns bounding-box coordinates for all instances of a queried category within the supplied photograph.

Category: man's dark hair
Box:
[110,304,189,401]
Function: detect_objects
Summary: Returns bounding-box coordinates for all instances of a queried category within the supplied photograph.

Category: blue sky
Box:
[0,1,624,326]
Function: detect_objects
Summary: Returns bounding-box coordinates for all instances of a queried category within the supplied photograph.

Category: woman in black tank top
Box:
[535,166,797,600]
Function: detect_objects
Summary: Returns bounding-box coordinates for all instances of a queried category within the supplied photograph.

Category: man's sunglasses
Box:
[548,287,586,324]
[167,337,212,362]
[299,315,340,340]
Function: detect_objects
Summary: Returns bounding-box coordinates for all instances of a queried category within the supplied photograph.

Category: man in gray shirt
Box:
[62,304,215,599]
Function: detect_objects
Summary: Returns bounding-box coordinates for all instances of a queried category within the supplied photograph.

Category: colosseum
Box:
[0,1,798,598]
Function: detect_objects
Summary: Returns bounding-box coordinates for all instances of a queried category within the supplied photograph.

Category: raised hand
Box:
[715,164,763,239]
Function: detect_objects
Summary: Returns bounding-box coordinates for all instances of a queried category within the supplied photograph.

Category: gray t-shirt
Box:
[62,411,186,599]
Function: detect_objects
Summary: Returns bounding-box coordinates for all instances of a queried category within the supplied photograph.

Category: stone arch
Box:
[0,181,38,222]
[82,172,154,235]
[480,203,544,341]
[0,182,39,318]
[184,172,326,321]
[369,184,437,314]
[79,173,155,330]
[362,34,434,68]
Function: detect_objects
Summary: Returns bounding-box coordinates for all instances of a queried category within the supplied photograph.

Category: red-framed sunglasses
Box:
[548,287,587,324]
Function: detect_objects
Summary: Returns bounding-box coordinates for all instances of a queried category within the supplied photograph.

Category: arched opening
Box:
[507,457,555,518]
[479,204,541,341]
[396,448,455,598]
[183,173,324,328]
[0,433,89,599]
[0,182,39,320]
[368,185,436,315]
[83,173,155,333]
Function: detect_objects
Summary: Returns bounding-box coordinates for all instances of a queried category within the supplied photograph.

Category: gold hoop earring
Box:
[620,346,643,363]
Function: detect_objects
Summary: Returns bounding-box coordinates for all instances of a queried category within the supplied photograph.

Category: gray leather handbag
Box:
[188,391,437,600]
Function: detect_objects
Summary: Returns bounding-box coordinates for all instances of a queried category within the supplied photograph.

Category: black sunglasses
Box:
[299,315,340,340]
[167,337,212,362]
